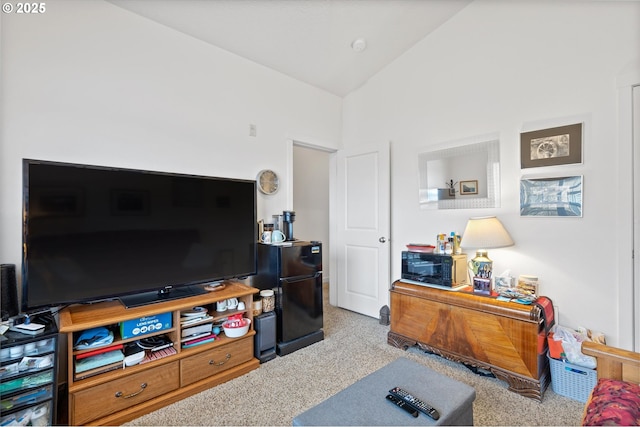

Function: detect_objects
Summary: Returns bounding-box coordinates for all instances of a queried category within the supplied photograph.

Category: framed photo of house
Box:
[459,180,478,195]
[520,123,582,169]
[520,175,583,217]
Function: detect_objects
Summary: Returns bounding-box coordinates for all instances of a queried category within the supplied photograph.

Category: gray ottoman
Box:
[292,357,475,426]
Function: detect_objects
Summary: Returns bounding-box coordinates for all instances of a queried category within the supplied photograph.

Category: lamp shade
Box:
[460,216,514,249]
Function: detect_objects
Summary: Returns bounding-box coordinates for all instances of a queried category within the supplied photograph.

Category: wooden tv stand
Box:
[387,280,550,401]
[58,282,260,425]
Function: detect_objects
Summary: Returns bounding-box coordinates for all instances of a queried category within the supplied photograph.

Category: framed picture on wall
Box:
[520,175,583,217]
[459,180,478,195]
[520,123,583,168]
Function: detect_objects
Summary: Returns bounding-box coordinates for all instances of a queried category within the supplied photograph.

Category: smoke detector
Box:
[351,38,367,52]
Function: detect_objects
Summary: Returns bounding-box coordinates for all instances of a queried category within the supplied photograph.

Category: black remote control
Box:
[389,387,440,420]
[385,394,418,418]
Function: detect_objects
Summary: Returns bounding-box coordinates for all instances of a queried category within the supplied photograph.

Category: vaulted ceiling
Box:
[108,0,472,97]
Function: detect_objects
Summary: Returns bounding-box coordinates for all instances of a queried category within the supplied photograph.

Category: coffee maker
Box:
[282,210,295,241]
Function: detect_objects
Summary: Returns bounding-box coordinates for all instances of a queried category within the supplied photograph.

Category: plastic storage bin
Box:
[548,352,597,402]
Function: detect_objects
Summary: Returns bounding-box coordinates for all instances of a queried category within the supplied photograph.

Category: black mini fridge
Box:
[254,241,324,356]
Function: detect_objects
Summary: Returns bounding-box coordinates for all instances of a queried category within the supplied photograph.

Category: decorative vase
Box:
[467,250,492,279]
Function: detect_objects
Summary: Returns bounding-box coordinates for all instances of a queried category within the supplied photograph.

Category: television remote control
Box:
[385,394,418,418]
[389,387,440,420]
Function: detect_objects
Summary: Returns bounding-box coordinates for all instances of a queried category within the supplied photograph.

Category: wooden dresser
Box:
[388,280,550,401]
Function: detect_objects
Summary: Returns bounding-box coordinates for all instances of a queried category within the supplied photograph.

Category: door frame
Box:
[285,136,338,305]
[286,137,391,313]
[634,84,640,352]
[616,63,640,351]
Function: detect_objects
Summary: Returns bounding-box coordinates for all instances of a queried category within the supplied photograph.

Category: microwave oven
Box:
[401,252,468,288]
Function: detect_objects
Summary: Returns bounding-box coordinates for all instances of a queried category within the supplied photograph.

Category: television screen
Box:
[22,159,257,310]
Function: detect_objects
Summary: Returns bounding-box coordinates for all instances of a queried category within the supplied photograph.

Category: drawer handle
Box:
[115,382,147,399]
[209,353,231,366]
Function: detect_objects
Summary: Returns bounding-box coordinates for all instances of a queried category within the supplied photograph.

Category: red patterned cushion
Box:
[582,378,640,426]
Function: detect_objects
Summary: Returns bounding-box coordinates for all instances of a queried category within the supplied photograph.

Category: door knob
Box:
[379,237,387,243]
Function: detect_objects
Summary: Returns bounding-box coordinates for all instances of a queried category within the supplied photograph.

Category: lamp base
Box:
[468,250,492,279]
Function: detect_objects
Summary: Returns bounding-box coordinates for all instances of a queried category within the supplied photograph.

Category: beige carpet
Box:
[126,287,585,426]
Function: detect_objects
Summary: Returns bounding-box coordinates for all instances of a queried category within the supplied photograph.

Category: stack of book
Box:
[181,333,216,348]
[140,346,177,364]
[74,344,124,380]
[180,308,215,348]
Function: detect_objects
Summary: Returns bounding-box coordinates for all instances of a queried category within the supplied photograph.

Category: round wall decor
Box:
[257,169,279,195]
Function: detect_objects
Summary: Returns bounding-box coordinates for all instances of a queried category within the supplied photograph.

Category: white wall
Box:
[343,0,640,347]
[0,1,341,299]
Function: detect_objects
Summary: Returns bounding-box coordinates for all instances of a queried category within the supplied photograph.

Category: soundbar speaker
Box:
[254,311,276,363]
[1,264,19,320]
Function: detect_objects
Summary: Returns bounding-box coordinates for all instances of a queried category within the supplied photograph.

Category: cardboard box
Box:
[120,312,172,339]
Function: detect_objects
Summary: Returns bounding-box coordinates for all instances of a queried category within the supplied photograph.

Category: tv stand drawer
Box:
[71,361,179,425]
[181,336,253,386]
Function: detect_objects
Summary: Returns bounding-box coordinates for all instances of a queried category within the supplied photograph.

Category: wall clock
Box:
[257,169,279,195]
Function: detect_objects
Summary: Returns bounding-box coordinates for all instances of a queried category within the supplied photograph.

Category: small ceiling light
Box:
[351,38,367,52]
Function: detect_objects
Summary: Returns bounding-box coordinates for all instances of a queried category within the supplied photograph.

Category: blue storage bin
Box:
[548,352,597,402]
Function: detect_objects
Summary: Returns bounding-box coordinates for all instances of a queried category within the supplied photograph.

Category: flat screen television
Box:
[22,159,257,310]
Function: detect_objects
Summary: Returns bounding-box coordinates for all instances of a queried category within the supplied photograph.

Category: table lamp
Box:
[460,216,514,279]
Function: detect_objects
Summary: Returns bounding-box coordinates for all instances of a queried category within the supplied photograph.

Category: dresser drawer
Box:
[181,337,253,387]
[72,361,179,425]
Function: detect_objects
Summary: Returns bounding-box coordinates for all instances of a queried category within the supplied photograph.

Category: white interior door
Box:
[334,142,390,318]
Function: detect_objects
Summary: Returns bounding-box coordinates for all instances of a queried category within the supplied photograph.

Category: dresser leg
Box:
[387,331,416,350]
